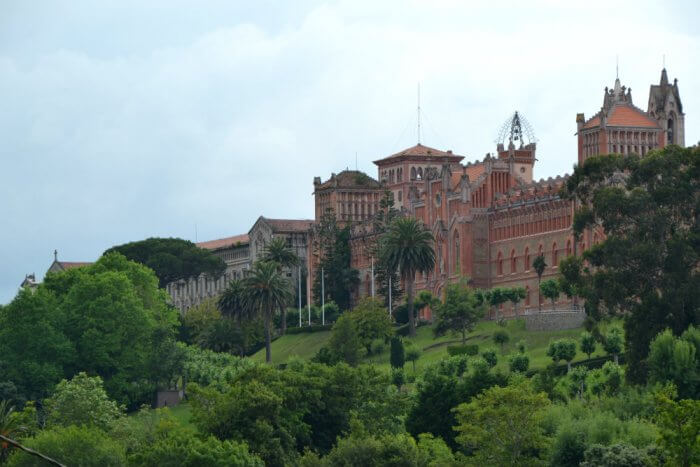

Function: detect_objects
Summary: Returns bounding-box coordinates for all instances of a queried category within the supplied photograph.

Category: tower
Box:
[647,68,685,147]
[496,111,537,184]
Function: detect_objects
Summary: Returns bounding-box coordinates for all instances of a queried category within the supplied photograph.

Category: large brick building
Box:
[167,68,685,317]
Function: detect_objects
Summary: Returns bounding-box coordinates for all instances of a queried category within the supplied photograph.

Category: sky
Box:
[1,0,698,304]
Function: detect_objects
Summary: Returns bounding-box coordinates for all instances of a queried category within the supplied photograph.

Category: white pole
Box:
[307,264,311,326]
[371,257,375,298]
[321,268,325,326]
[298,266,302,327]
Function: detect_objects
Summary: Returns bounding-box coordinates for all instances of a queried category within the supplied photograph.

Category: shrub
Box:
[390,337,405,369]
[493,330,510,352]
[481,350,498,368]
[446,344,479,356]
[509,354,530,373]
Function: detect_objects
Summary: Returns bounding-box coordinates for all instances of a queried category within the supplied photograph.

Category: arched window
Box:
[524,247,530,270]
[538,244,543,259]
[510,249,516,274]
[667,118,674,144]
[454,230,461,275]
[552,243,558,268]
[497,251,503,275]
[417,167,423,180]
[566,239,572,257]
[411,167,417,180]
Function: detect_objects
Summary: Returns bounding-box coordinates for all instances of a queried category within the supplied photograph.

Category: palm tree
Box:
[242,260,293,363]
[383,217,435,337]
[218,278,246,318]
[262,237,300,335]
[533,255,547,312]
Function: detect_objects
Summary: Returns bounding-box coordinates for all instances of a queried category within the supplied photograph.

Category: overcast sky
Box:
[1,0,698,303]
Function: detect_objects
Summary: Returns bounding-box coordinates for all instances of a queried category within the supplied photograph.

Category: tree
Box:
[328,314,363,366]
[263,237,300,335]
[482,349,498,368]
[0,289,74,402]
[532,255,547,311]
[493,329,510,353]
[181,297,222,344]
[312,211,360,311]
[433,280,486,345]
[454,379,550,466]
[218,279,246,318]
[653,385,700,467]
[405,345,422,373]
[540,279,561,310]
[506,287,527,317]
[581,444,650,467]
[486,287,509,320]
[648,328,698,399]
[104,237,226,288]
[603,328,623,365]
[390,337,405,369]
[44,372,123,431]
[580,331,597,359]
[547,338,577,372]
[6,425,126,467]
[509,354,530,373]
[242,260,292,363]
[382,217,436,337]
[560,146,700,383]
[347,298,393,355]
[368,189,403,310]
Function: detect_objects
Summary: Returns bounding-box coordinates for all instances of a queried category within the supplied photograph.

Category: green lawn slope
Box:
[251,318,621,371]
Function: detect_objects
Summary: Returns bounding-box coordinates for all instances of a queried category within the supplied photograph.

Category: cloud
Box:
[1,0,699,302]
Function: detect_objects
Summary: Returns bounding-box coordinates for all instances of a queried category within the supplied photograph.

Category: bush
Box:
[493,329,510,352]
[509,354,530,373]
[581,443,650,467]
[7,425,126,467]
[481,350,498,368]
[446,344,479,356]
[390,337,405,369]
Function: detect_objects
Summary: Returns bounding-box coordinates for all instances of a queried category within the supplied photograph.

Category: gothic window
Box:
[510,249,516,274]
[411,167,417,180]
[667,118,674,144]
[417,167,423,179]
[566,239,572,257]
[552,243,558,268]
[497,251,503,276]
[398,190,402,202]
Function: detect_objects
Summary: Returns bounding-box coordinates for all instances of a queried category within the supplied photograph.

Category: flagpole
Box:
[388,271,392,317]
[298,265,302,327]
[371,257,375,298]
[321,267,325,326]
[307,264,311,326]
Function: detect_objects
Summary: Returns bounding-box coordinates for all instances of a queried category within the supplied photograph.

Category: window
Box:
[566,239,572,257]
[497,251,503,275]
[454,231,460,274]
[510,249,516,274]
[524,247,530,270]
[667,118,674,144]
[411,167,417,180]
[398,190,402,202]
[552,243,558,268]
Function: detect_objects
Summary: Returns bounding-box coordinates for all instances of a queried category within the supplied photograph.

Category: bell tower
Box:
[647,68,685,147]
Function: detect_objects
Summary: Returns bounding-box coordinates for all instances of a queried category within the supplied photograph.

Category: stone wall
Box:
[524,311,585,331]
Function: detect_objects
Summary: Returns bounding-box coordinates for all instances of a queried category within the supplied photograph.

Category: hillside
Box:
[251,318,619,371]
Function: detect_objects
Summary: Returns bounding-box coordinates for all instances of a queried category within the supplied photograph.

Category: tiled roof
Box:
[582,115,601,129]
[316,170,382,190]
[374,143,463,164]
[264,218,314,232]
[57,261,93,270]
[606,105,659,128]
[196,234,249,251]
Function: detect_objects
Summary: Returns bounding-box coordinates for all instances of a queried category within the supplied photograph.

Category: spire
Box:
[660,68,669,87]
[54,249,58,262]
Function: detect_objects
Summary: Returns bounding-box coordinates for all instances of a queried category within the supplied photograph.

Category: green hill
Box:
[251,318,620,372]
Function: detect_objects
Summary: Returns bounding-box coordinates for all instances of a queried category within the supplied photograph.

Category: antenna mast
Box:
[417,83,421,144]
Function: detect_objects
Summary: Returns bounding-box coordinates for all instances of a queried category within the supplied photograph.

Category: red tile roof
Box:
[374,143,463,164]
[58,261,93,270]
[196,234,249,251]
[582,115,601,129]
[606,105,660,128]
[316,170,382,190]
[264,218,314,232]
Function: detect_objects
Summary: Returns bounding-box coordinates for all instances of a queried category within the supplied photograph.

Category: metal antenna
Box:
[417,83,421,144]
[616,55,619,79]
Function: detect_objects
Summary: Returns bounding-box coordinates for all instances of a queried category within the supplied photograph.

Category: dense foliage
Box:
[104,237,226,288]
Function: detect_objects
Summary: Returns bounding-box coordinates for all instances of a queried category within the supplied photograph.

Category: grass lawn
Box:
[250,329,332,364]
[250,317,622,374]
[168,402,194,429]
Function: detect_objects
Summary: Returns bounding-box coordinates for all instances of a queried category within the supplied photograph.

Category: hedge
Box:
[447,344,479,356]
